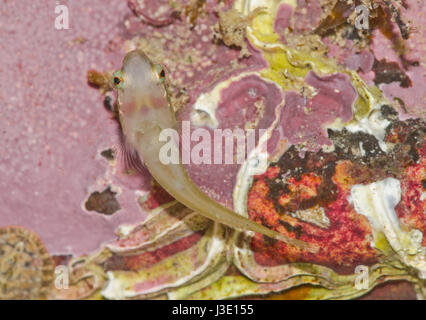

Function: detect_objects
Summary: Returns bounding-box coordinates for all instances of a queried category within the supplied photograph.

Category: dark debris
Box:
[85,187,120,215]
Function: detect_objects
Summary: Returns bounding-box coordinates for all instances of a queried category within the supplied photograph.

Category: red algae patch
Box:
[247,111,426,274]
[139,184,176,211]
[247,153,379,275]
[396,140,426,246]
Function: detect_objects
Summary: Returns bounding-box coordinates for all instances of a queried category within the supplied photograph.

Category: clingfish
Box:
[112,50,318,253]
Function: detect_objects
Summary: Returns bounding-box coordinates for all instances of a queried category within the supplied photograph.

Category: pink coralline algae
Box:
[279,71,357,151]
[0,0,153,258]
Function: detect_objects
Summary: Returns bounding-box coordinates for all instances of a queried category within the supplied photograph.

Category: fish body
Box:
[113,50,317,252]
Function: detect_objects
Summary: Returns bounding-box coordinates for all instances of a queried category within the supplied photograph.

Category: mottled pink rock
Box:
[278,71,357,151]
[293,0,322,33]
[344,50,374,73]
[324,38,374,75]
[274,3,292,43]
[128,0,176,26]
[0,0,152,255]
[369,0,425,118]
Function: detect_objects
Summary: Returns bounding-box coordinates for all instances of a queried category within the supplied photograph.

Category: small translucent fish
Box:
[112,50,318,253]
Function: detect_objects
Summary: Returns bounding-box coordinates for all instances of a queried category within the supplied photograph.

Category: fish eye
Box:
[153,64,166,83]
[159,69,165,79]
[112,71,124,89]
